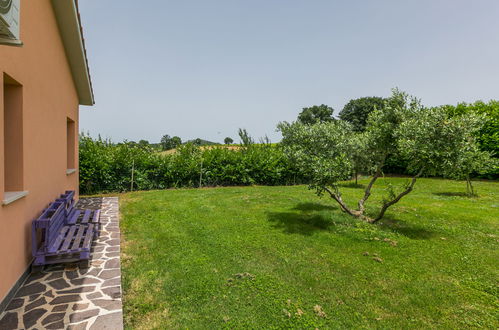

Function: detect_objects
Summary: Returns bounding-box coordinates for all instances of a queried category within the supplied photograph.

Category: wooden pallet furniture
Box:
[31,192,100,266]
[57,190,101,229]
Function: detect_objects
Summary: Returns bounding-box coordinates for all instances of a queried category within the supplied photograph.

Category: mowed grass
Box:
[119,178,499,329]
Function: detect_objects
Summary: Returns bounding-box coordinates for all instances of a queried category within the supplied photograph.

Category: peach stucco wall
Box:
[0,0,81,302]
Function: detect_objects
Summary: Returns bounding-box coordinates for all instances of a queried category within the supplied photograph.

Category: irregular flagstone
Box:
[102,286,121,299]
[70,309,100,323]
[0,197,123,330]
[56,286,97,294]
[102,278,121,288]
[48,278,71,290]
[15,282,46,297]
[49,294,81,305]
[104,258,120,269]
[25,296,47,312]
[23,307,46,329]
[25,272,47,284]
[46,271,65,281]
[72,303,89,311]
[92,299,122,311]
[52,304,68,312]
[83,268,102,277]
[107,239,120,246]
[5,298,24,311]
[70,277,102,286]
[41,312,66,325]
[68,321,88,330]
[90,312,123,329]
[46,320,66,329]
[66,271,80,280]
[99,269,121,280]
[28,293,42,302]
[0,312,18,330]
[87,292,103,300]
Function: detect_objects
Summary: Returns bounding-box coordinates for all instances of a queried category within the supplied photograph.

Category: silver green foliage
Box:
[278,88,492,222]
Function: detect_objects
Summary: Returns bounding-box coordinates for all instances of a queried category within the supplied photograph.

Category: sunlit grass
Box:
[120,178,499,329]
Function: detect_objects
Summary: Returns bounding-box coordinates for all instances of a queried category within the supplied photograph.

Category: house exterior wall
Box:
[0,0,80,302]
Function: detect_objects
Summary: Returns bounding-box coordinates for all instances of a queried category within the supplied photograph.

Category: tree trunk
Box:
[324,187,357,217]
[323,164,422,224]
[371,170,423,223]
[466,175,475,196]
[357,168,381,214]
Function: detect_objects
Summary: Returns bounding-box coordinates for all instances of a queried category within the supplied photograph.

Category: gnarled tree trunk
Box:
[324,169,423,224]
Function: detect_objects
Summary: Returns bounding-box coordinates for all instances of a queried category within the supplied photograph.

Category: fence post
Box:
[199,157,203,188]
[130,159,135,192]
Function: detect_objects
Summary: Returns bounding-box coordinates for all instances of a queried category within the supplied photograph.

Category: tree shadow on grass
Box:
[433,192,473,198]
[338,182,365,189]
[377,216,437,240]
[268,202,437,240]
[267,211,333,235]
[292,202,336,212]
[267,202,338,235]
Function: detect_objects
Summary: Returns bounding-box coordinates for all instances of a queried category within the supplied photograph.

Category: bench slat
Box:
[47,204,66,243]
[81,209,92,224]
[71,225,86,251]
[82,224,94,250]
[60,226,77,252]
[92,210,101,223]
[66,210,81,225]
[48,226,70,253]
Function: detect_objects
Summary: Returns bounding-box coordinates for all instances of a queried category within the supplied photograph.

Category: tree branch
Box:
[358,168,381,214]
[324,186,357,217]
[371,169,423,223]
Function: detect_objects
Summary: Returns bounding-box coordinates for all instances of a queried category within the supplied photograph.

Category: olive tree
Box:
[279,89,487,223]
[418,108,492,196]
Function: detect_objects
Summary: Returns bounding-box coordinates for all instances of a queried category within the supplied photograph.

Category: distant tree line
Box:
[80,90,497,202]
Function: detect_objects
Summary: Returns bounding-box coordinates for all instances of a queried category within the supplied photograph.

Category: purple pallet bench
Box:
[31,191,100,266]
[57,191,101,230]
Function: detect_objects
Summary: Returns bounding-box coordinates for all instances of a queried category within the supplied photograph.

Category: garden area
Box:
[80,90,498,328]
[119,178,498,328]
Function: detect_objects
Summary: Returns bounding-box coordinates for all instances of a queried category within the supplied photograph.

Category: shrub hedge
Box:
[79,135,307,194]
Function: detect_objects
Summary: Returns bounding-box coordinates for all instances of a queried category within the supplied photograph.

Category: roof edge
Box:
[51,0,94,106]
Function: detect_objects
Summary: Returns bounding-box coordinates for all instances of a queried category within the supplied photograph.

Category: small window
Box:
[66,117,76,171]
[3,73,24,194]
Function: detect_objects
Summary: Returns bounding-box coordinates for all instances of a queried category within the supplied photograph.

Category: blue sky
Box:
[78,0,499,143]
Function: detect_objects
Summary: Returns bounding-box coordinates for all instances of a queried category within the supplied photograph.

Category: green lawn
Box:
[119,178,499,329]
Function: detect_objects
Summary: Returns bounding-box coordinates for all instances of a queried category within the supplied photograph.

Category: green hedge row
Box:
[79,135,307,194]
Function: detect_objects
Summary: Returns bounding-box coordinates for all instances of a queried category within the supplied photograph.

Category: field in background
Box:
[159,144,242,155]
[120,178,499,328]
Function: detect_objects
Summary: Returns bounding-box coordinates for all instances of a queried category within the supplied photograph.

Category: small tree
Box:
[138,139,149,148]
[171,136,182,149]
[238,128,254,146]
[297,104,334,125]
[160,135,172,150]
[426,109,492,196]
[279,89,486,223]
[339,97,385,132]
[224,137,234,145]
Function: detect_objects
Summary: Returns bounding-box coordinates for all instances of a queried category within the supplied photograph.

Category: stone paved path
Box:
[0,197,123,329]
